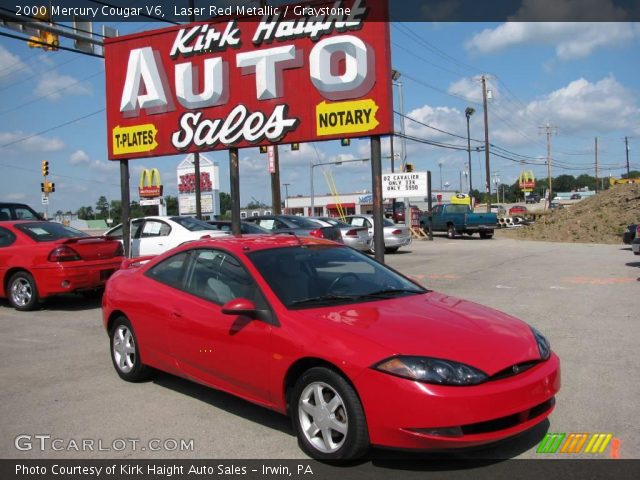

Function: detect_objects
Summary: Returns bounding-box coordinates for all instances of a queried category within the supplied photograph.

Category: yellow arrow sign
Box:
[112,124,158,156]
[316,99,379,136]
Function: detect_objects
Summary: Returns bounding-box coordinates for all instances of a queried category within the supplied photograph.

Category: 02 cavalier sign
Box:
[104,0,392,160]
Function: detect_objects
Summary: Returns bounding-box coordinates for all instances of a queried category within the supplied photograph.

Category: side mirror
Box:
[221,298,257,317]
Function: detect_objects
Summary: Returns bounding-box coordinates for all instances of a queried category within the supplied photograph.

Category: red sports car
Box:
[102,235,560,460]
[508,205,528,216]
[0,221,124,310]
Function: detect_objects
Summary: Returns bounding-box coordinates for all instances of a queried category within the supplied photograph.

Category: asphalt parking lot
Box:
[1,234,638,461]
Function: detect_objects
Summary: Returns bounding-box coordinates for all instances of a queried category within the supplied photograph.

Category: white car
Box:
[344,214,412,254]
[104,216,228,257]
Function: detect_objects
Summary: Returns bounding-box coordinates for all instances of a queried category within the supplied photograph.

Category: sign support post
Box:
[119,159,131,258]
[271,147,282,214]
[371,135,385,263]
[229,148,241,235]
[427,171,433,240]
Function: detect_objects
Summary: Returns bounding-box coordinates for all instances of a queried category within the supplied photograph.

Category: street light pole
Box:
[310,158,369,216]
[438,161,443,190]
[283,183,290,212]
[465,107,475,197]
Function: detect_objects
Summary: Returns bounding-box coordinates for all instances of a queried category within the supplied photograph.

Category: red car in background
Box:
[102,235,560,460]
[0,221,124,310]
[508,205,528,216]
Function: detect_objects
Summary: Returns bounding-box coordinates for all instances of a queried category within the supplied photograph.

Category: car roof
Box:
[176,233,338,254]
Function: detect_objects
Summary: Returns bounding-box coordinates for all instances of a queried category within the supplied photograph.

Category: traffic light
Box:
[27,9,59,51]
[259,145,268,154]
[340,138,351,147]
[40,182,45,193]
[405,163,415,172]
[291,143,300,151]
[41,160,49,176]
[50,182,55,193]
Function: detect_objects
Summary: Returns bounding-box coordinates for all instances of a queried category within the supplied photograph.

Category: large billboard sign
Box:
[104,0,392,160]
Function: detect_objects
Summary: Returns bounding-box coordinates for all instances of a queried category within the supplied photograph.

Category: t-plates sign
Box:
[382,172,428,198]
[104,0,392,160]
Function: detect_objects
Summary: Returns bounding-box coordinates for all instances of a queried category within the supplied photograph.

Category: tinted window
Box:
[184,249,264,306]
[445,205,470,214]
[248,245,424,309]
[286,216,321,228]
[170,216,218,232]
[0,207,11,221]
[321,218,350,228]
[0,227,16,247]
[14,207,40,220]
[146,252,188,288]
[16,222,88,242]
[108,220,143,239]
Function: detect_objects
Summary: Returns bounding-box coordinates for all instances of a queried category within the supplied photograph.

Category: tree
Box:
[76,206,94,220]
[622,170,640,179]
[553,175,576,193]
[575,174,596,190]
[220,192,232,217]
[165,195,179,215]
[96,196,109,219]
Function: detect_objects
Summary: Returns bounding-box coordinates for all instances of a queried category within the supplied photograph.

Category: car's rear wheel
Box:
[7,271,40,311]
[447,225,456,239]
[291,367,369,460]
[384,247,399,253]
[109,316,150,382]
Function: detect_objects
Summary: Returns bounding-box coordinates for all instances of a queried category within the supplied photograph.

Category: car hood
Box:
[309,291,540,375]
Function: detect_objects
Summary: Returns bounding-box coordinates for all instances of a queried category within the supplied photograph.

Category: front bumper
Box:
[32,260,121,298]
[354,353,560,450]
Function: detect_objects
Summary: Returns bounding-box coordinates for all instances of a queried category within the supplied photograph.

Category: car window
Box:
[15,222,88,242]
[0,207,12,221]
[170,216,218,231]
[0,227,16,247]
[350,217,365,227]
[145,251,189,288]
[15,207,40,220]
[184,249,265,307]
[365,219,373,228]
[141,220,171,238]
[257,219,276,230]
[287,216,321,228]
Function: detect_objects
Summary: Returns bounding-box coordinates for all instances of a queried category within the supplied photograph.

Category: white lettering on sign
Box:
[175,58,228,109]
[171,105,298,150]
[120,47,169,113]
[169,22,241,58]
[236,45,301,100]
[382,172,428,199]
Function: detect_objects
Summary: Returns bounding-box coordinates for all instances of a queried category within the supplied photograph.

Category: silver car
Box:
[310,217,372,252]
[344,214,412,253]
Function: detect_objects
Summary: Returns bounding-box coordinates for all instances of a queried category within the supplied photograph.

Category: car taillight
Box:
[114,242,124,257]
[309,229,324,238]
[636,225,640,235]
[48,245,81,262]
[391,229,403,235]
[344,229,359,237]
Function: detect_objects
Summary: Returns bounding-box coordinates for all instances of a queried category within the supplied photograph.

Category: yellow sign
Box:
[518,170,536,192]
[139,168,163,198]
[316,99,379,136]
[450,193,471,206]
[112,124,158,155]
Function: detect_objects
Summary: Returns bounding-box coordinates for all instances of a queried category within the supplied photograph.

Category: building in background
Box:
[177,154,220,220]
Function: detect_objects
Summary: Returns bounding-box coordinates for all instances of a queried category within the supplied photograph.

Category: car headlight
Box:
[531,327,551,360]
[373,356,488,386]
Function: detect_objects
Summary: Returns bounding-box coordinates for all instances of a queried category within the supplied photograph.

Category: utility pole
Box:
[625,136,630,178]
[189,0,202,220]
[539,123,557,203]
[283,183,290,212]
[481,75,491,213]
[595,137,598,193]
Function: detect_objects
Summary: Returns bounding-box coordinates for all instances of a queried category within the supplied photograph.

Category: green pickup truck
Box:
[419,204,498,239]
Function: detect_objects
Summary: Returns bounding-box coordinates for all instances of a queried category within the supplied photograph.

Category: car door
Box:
[136,219,172,256]
[168,248,273,403]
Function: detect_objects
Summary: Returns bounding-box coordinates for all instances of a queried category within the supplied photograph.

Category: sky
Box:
[1,17,639,213]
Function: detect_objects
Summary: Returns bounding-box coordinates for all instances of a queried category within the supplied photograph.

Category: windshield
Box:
[321,218,350,228]
[170,216,218,231]
[16,222,89,242]
[248,245,426,309]
[286,216,323,228]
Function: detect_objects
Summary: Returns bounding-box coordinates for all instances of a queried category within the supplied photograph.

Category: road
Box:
[1,234,638,461]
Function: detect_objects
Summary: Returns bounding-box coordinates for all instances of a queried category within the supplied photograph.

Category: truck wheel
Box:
[480,231,494,239]
[446,225,456,239]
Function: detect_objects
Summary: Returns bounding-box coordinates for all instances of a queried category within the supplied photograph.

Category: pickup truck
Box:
[419,204,498,239]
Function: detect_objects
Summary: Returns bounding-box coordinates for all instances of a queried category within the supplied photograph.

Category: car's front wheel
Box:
[109,316,150,382]
[291,367,369,460]
[7,271,40,311]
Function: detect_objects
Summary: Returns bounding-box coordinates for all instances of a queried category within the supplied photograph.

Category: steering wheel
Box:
[327,273,360,293]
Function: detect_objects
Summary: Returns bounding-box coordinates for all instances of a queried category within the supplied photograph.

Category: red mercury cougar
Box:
[102,235,560,459]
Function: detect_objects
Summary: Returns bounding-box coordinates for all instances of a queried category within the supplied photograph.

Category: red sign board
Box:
[104,0,392,160]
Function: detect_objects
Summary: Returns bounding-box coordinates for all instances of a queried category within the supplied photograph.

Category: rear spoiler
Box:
[58,236,113,244]
[121,255,156,269]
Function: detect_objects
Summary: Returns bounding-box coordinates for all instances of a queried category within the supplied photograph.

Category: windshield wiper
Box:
[289,294,358,306]
[357,288,424,299]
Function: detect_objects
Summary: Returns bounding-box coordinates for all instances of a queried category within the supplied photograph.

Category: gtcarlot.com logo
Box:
[537,432,621,457]
[15,435,194,453]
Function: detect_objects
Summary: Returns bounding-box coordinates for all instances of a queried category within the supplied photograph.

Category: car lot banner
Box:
[104,0,392,160]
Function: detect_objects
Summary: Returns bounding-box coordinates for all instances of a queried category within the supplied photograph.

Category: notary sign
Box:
[104,0,392,160]
[382,172,428,199]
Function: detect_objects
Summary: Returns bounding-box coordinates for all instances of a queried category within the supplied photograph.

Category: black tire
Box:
[634,250,640,256]
[384,247,399,254]
[109,316,150,382]
[7,271,40,311]
[291,367,369,460]
[480,231,494,239]
[446,225,456,239]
